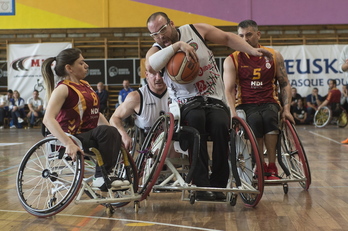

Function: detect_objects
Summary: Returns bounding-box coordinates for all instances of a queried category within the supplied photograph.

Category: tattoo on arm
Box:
[277,56,290,106]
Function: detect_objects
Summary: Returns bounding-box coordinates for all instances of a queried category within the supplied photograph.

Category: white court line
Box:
[0,143,22,146]
[0,209,223,231]
[308,131,341,144]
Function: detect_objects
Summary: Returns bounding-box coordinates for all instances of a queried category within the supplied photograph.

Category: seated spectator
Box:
[9,90,25,128]
[291,87,302,113]
[293,98,310,125]
[318,79,341,116]
[0,89,13,129]
[306,87,323,123]
[341,84,348,112]
[116,79,134,108]
[27,90,44,128]
[95,82,108,114]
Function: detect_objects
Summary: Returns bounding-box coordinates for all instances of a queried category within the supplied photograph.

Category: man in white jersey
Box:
[145,12,273,201]
[110,71,168,151]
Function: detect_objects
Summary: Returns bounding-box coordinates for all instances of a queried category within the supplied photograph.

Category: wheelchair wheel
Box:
[16,137,84,217]
[230,117,264,207]
[137,113,174,200]
[281,120,311,190]
[314,106,331,127]
[337,110,348,128]
[127,125,145,158]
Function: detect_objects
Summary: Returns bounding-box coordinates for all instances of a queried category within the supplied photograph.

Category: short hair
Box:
[147,12,170,25]
[313,87,319,91]
[7,89,13,94]
[238,20,258,30]
[329,79,337,85]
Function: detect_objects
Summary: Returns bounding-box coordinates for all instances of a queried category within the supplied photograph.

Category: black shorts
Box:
[237,103,280,138]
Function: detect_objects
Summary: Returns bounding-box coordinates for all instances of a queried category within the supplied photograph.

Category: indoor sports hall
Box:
[1,1,348,230]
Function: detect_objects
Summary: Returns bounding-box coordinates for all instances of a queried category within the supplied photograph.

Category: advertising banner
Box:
[7,42,72,101]
[273,44,345,97]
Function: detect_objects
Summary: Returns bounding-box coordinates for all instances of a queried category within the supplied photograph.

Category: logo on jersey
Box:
[189,42,198,51]
[265,59,271,69]
[251,81,263,88]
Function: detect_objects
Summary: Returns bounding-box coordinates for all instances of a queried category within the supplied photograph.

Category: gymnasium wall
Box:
[0,0,346,29]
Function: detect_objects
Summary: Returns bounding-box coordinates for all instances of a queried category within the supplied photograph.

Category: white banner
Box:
[273,44,346,98]
[7,42,72,102]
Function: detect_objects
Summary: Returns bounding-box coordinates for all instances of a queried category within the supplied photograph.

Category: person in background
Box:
[291,87,302,113]
[145,12,272,201]
[339,46,348,144]
[340,84,348,112]
[0,89,13,129]
[318,79,341,111]
[306,87,323,123]
[224,19,294,180]
[293,98,309,125]
[9,90,25,128]
[95,82,108,114]
[27,90,44,128]
[41,48,127,190]
[116,79,134,108]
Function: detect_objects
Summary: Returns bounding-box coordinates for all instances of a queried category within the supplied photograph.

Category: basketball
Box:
[166,51,200,84]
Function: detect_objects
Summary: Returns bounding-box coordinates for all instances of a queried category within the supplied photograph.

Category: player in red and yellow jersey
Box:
[42,48,127,190]
[223,20,294,180]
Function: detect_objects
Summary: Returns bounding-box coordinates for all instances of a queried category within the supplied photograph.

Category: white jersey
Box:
[134,85,169,132]
[154,24,226,105]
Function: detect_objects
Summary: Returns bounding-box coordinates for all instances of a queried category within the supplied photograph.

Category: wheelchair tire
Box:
[230,117,264,207]
[314,106,331,128]
[281,120,311,190]
[16,137,84,217]
[337,110,348,128]
[137,113,175,201]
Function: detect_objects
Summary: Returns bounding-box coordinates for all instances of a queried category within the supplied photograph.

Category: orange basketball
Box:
[166,51,200,84]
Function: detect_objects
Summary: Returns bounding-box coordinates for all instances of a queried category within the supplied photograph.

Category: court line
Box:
[308,131,341,144]
[0,209,223,231]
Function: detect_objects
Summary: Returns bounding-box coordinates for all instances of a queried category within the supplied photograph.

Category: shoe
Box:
[93,176,130,189]
[111,178,130,187]
[92,177,105,188]
[196,191,216,201]
[10,125,16,129]
[214,192,226,200]
[267,163,280,180]
[0,126,3,129]
[341,138,348,144]
[18,118,24,123]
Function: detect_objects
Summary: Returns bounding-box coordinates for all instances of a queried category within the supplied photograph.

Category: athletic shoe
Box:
[18,118,24,123]
[267,163,280,180]
[0,126,3,129]
[341,138,348,144]
[93,176,130,189]
[10,125,16,129]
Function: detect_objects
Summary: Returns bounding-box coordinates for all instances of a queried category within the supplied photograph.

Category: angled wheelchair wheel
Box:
[281,120,311,190]
[337,110,348,128]
[314,106,331,128]
[127,125,145,158]
[137,113,174,200]
[16,137,84,217]
[230,117,264,207]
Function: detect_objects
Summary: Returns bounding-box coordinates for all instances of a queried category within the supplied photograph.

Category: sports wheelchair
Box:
[132,102,265,207]
[16,133,141,218]
[314,104,348,128]
[264,120,311,194]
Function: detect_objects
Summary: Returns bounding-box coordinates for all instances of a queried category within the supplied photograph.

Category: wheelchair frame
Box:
[314,105,348,128]
[264,120,311,194]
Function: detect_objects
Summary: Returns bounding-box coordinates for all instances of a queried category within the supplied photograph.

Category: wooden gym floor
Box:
[1,124,348,231]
